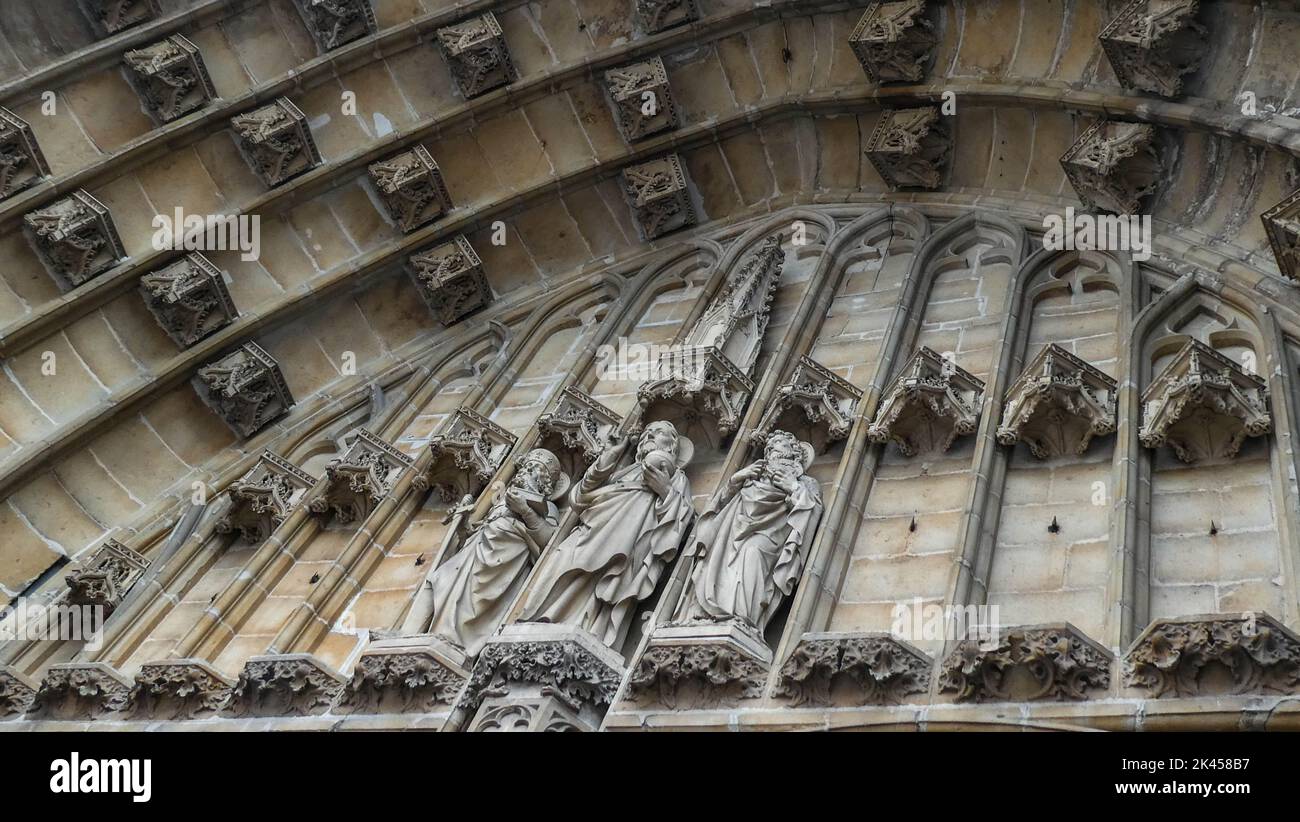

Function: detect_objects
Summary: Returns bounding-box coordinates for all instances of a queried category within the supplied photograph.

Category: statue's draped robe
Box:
[520,460,694,649]
[687,474,822,633]
[405,495,556,656]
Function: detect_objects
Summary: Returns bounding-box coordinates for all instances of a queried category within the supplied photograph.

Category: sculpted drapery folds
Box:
[519,421,696,650]
[680,431,823,635]
[402,449,569,656]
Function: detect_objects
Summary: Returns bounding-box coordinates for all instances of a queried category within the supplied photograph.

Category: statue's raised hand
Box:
[641,455,673,498]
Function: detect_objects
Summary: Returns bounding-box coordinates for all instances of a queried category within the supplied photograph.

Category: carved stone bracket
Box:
[626,621,770,709]
[230,98,322,186]
[1125,612,1300,698]
[30,662,134,720]
[124,34,216,123]
[292,0,377,52]
[470,695,591,731]
[225,653,348,717]
[437,12,517,98]
[939,623,1113,702]
[309,429,413,524]
[82,0,162,35]
[0,106,51,200]
[0,667,38,719]
[1061,120,1165,215]
[849,1,938,83]
[422,408,516,502]
[536,387,622,468]
[131,659,236,720]
[752,355,862,453]
[215,452,315,543]
[635,345,754,439]
[1099,0,1205,98]
[636,0,699,33]
[621,153,697,240]
[407,234,492,325]
[774,632,932,707]
[140,252,238,348]
[864,106,951,190]
[868,347,984,457]
[1140,339,1271,462]
[338,635,469,714]
[193,342,294,438]
[65,538,150,617]
[604,57,679,141]
[1262,188,1300,282]
[996,344,1117,458]
[368,145,452,232]
[23,189,126,288]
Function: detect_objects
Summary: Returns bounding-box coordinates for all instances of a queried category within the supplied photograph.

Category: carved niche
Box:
[215,452,315,543]
[774,632,932,707]
[940,624,1113,702]
[996,344,1117,459]
[620,153,697,240]
[436,12,518,99]
[65,539,150,617]
[751,355,862,454]
[1139,339,1271,462]
[626,621,770,709]
[422,408,516,502]
[0,667,39,719]
[864,106,952,190]
[193,343,295,438]
[131,659,236,720]
[1061,120,1165,215]
[368,146,452,233]
[82,0,161,35]
[139,252,238,348]
[1262,188,1300,283]
[535,387,622,474]
[309,429,413,524]
[636,234,786,440]
[124,34,216,123]
[1125,613,1300,698]
[868,347,984,457]
[292,0,377,52]
[226,653,348,717]
[849,1,939,84]
[230,98,322,187]
[0,107,51,201]
[1099,0,1206,98]
[339,635,469,715]
[30,663,134,720]
[636,0,700,33]
[23,189,126,289]
[407,234,493,325]
[604,57,679,142]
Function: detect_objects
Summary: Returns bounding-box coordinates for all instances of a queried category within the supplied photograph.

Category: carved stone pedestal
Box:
[996,344,1116,458]
[65,539,150,618]
[132,659,236,720]
[407,235,492,325]
[31,662,134,720]
[0,107,51,200]
[231,98,322,187]
[604,57,679,141]
[849,1,939,83]
[635,344,754,441]
[436,12,517,98]
[1061,120,1165,215]
[868,347,984,457]
[459,623,625,732]
[536,387,622,474]
[140,252,238,348]
[625,621,771,709]
[193,342,294,438]
[293,0,377,53]
[636,0,699,33]
[864,107,951,190]
[23,190,126,288]
[1099,0,1205,98]
[1139,339,1271,462]
[1262,188,1300,283]
[0,667,38,719]
[124,34,216,123]
[369,146,452,232]
[339,634,469,715]
[939,623,1113,703]
[1124,612,1300,698]
[82,0,162,36]
[215,452,315,543]
[422,408,516,503]
[226,653,348,717]
[774,632,932,707]
[621,154,697,240]
[309,429,413,524]
[752,355,862,454]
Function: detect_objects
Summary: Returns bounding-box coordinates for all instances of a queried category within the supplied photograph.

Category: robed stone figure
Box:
[680,430,822,634]
[401,449,569,655]
[519,420,695,650]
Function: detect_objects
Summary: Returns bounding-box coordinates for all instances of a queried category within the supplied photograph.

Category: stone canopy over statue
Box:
[518,420,695,650]
[401,448,569,655]
[678,430,823,636]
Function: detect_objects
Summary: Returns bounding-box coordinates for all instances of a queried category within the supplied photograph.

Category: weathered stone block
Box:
[620,153,697,240]
[230,98,322,186]
[436,12,517,99]
[864,106,951,190]
[406,234,492,325]
[124,33,216,123]
[636,0,700,33]
[1060,120,1165,215]
[0,107,51,200]
[604,57,679,142]
[292,0,377,53]
[849,1,939,83]
[23,190,126,288]
[139,252,238,347]
[1099,0,1205,98]
[192,342,294,438]
[368,145,452,232]
[82,0,161,35]
[1262,188,1300,282]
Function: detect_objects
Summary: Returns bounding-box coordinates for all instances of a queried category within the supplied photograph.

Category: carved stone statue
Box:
[518,421,695,649]
[402,449,569,655]
[679,431,822,634]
